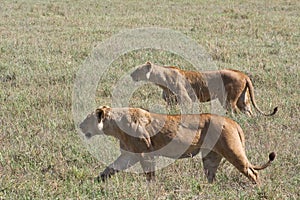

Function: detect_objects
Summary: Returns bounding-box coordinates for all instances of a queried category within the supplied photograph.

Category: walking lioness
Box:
[131,62,278,116]
[80,106,276,184]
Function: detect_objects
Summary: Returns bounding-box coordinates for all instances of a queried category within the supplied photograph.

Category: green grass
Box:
[1,0,299,199]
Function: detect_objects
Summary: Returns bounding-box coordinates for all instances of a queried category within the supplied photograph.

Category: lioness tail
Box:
[253,152,276,170]
[246,77,278,116]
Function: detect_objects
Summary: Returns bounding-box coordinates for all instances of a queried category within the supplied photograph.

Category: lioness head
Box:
[79,106,110,138]
[131,61,153,81]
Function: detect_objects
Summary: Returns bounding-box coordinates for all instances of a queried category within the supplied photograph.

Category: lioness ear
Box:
[95,108,104,123]
[145,62,152,79]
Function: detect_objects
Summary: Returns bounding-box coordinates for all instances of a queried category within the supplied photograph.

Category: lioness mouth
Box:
[85,132,92,138]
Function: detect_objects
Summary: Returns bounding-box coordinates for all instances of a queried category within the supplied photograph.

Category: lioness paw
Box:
[96,173,110,182]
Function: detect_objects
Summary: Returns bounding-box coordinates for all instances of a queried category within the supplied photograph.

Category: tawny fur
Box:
[131,62,278,116]
[80,106,275,184]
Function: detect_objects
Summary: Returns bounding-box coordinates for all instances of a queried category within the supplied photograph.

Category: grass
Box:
[1,0,299,199]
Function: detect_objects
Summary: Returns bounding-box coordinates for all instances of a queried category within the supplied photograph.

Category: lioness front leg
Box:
[140,155,156,181]
[162,88,177,105]
[98,153,140,182]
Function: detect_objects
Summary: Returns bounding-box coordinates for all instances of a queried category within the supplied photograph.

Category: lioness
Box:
[130,62,278,116]
[80,106,275,184]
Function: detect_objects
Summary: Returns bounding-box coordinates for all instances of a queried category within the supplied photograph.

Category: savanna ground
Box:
[0,0,299,199]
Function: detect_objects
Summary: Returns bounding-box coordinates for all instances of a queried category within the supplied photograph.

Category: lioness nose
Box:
[85,132,92,138]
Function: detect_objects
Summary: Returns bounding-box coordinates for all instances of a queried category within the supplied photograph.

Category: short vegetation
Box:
[0,0,299,199]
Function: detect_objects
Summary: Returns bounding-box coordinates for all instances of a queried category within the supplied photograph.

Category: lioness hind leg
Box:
[245,167,259,184]
[202,151,222,183]
[220,152,259,184]
[234,166,259,184]
[223,100,240,115]
[218,96,240,115]
[237,88,253,116]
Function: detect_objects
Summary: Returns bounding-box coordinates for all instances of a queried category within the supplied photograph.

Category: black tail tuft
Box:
[269,152,276,161]
[273,107,278,115]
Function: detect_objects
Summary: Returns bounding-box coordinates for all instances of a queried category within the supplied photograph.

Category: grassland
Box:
[0,0,299,199]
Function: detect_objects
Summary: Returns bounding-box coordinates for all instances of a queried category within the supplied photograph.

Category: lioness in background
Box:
[131,62,278,116]
[80,106,276,184]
